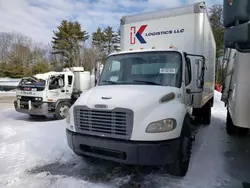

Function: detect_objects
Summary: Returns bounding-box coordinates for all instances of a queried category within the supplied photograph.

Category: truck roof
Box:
[108,48,182,57]
[121,1,206,25]
[34,71,74,80]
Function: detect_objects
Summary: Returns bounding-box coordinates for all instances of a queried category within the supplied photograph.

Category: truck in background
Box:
[221,0,250,135]
[14,67,96,120]
[66,1,216,176]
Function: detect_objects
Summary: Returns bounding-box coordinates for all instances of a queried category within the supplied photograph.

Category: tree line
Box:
[0,4,225,83]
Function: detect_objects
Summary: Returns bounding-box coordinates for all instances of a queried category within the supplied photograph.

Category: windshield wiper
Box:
[101,80,117,84]
[133,80,162,86]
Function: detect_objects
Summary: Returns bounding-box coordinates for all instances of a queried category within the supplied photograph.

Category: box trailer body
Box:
[66,2,216,176]
[222,49,250,134]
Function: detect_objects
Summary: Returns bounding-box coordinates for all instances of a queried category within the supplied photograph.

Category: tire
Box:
[55,101,71,120]
[167,115,193,177]
[226,111,249,136]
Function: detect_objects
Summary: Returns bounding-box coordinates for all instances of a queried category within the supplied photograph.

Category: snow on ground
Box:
[0,91,250,188]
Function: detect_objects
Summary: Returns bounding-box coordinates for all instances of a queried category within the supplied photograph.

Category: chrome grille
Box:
[74,106,133,140]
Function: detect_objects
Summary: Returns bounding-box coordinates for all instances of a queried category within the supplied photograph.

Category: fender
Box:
[182,113,192,139]
[131,100,189,141]
[55,99,73,108]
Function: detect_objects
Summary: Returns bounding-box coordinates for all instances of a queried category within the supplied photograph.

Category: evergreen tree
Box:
[113,28,121,51]
[209,5,225,58]
[52,20,89,67]
[92,26,121,63]
[208,4,226,84]
[92,27,106,54]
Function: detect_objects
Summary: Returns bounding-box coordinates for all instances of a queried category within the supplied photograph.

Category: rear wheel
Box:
[55,101,71,120]
[226,111,249,136]
[167,115,193,176]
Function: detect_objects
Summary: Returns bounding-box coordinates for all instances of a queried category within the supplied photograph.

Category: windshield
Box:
[17,76,46,91]
[99,51,182,88]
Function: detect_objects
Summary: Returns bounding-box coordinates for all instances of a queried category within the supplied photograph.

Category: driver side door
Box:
[47,75,67,102]
[184,58,192,106]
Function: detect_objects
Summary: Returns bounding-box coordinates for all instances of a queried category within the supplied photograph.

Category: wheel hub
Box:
[59,105,69,118]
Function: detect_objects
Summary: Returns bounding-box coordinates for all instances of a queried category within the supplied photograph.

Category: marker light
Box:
[169,45,178,50]
[169,44,175,49]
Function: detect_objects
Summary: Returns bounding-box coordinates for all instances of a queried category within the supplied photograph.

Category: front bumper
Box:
[14,100,49,115]
[66,129,180,166]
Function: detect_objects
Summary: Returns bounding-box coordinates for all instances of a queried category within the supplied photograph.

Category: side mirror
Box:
[195,59,205,89]
[223,0,250,52]
[58,78,64,87]
[223,0,250,28]
[225,22,250,52]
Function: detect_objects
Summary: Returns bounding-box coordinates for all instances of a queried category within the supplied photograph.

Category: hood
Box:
[74,85,181,111]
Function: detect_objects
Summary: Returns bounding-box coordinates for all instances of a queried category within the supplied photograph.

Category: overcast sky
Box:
[0,0,222,44]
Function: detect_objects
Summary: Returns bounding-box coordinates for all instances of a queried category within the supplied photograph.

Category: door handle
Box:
[61,90,65,92]
[66,90,69,92]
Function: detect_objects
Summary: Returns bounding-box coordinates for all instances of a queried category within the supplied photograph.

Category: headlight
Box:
[35,97,43,101]
[146,118,176,133]
[66,111,76,132]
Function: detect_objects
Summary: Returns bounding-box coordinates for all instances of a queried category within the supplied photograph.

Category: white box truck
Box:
[14,67,96,119]
[66,2,216,176]
[221,0,250,136]
[221,48,250,135]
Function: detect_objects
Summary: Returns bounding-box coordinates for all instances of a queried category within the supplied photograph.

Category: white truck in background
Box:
[14,67,96,119]
[66,1,216,176]
[221,0,250,136]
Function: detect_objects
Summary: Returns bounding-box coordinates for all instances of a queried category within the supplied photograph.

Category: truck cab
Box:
[14,67,94,119]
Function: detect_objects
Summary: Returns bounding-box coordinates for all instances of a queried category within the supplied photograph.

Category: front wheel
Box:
[167,116,193,176]
[55,101,71,120]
